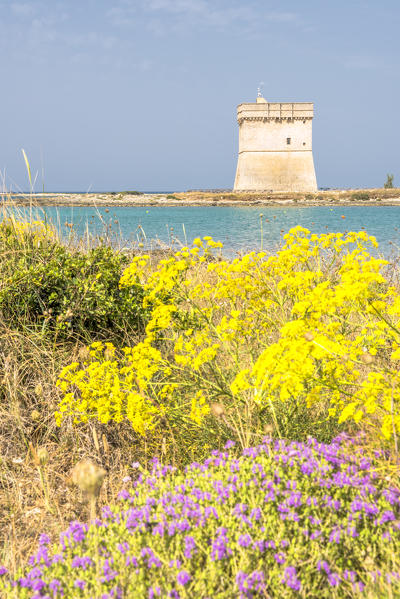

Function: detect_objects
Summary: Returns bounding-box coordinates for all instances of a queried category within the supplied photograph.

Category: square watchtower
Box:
[234,95,317,192]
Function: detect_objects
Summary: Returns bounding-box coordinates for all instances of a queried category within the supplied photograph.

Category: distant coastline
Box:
[3,188,400,207]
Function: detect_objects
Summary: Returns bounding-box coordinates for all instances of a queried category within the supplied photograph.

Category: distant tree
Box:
[384,173,394,189]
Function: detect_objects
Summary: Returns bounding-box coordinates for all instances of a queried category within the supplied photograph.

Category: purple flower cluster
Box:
[236,570,266,598]
[1,435,399,598]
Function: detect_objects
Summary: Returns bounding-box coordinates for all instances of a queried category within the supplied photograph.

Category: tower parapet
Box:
[234,97,317,192]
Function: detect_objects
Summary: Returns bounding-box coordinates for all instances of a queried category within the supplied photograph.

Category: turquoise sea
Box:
[11,204,400,261]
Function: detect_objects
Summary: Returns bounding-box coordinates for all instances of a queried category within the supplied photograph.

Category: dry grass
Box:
[173,187,400,204]
[0,205,174,574]
[0,321,178,574]
[4,187,400,208]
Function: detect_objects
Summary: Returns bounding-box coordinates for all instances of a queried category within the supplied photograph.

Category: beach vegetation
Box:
[56,227,400,454]
[1,435,399,598]
[0,216,399,598]
[351,192,370,201]
[384,174,394,189]
[0,217,148,341]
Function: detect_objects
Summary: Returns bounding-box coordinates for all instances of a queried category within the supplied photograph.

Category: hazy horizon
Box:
[1,0,399,192]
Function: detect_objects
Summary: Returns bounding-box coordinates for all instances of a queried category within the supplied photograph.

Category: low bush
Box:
[351,192,370,202]
[56,227,399,455]
[384,174,394,189]
[1,435,399,598]
[0,218,148,341]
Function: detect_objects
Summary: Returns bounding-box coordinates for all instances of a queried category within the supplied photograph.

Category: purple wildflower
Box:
[118,489,130,500]
[225,440,236,449]
[211,527,232,561]
[238,534,252,548]
[184,536,197,559]
[236,570,266,597]
[74,579,86,589]
[281,566,301,591]
[328,572,340,587]
[39,534,51,545]
[177,570,191,585]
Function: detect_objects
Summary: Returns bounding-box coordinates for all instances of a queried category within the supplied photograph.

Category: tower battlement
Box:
[237,102,314,123]
[234,96,317,192]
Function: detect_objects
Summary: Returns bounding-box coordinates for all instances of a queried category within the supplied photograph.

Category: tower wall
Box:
[234,101,317,192]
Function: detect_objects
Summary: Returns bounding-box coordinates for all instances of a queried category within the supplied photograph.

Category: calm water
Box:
[9,205,400,260]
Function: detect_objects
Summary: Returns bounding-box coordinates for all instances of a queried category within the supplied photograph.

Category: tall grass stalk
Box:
[21,149,32,194]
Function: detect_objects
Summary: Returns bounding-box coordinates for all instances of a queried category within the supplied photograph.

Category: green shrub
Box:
[351,192,370,201]
[0,218,147,341]
[384,174,394,189]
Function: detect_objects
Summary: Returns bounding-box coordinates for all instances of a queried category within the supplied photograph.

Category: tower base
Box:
[234,151,317,192]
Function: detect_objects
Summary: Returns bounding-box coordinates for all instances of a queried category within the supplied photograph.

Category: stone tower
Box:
[234,94,317,192]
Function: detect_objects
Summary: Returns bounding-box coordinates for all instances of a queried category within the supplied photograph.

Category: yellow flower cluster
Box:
[55,341,163,434]
[0,217,55,246]
[56,228,400,448]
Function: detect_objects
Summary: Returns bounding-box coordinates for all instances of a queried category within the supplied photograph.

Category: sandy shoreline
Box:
[3,188,400,208]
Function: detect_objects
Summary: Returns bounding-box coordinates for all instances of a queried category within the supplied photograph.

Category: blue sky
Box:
[0,0,399,191]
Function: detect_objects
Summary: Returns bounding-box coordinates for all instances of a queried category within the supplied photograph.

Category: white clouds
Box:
[1,3,120,57]
[0,0,303,72]
[3,1,68,43]
[10,2,36,17]
[107,0,300,36]
[0,1,154,74]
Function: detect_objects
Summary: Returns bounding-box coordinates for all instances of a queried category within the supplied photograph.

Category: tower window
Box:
[286,138,291,145]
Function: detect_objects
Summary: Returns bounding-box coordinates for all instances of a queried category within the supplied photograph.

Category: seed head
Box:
[34,383,43,398]
[361,352,374,365]
[104,347,115,361]
[210,402,225,417]
[78,346,90,362]
[30,409,41,421]
[102,433,110,455]
[37,447,49,466]
[70,459,106,498]
[304,331,314,342]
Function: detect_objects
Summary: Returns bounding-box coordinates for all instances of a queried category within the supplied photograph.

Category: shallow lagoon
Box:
[11,204,400,260]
